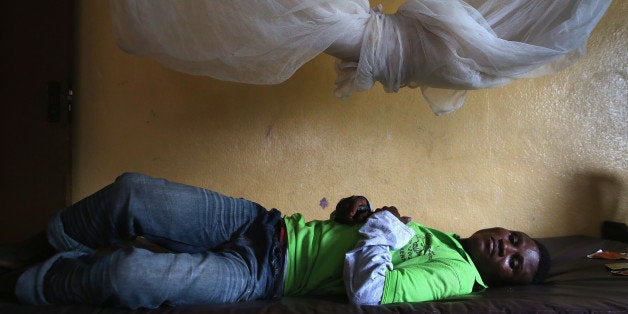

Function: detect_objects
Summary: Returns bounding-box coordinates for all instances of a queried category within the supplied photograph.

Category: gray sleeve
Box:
[343,211,415,304]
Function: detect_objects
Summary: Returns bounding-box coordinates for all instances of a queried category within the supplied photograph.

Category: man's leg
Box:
[49,172,266,253]
[17,245,268,308]
[6,173,281,305]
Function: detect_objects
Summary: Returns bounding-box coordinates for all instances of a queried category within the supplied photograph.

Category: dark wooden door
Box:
[0,2,74,242]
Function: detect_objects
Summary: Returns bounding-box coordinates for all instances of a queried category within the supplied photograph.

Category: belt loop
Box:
[271,218,287,299]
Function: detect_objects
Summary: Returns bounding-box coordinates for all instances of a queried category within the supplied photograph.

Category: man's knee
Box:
[110,173,152,196]
[115,172,148,186]
[110,248,158,283]
[108,248,168,308]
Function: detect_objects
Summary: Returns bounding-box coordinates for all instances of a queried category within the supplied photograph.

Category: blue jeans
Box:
[15,173,284,308]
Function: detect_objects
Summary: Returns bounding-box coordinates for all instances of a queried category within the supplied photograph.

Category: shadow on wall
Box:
[562,172,624,237]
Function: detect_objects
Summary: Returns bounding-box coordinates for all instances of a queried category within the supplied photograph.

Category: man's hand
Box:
[373,206,412,224]
[332,196,372,225]
[332,197,412,225]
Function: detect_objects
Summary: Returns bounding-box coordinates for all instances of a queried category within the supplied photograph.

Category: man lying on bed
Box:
[0,173,550,308]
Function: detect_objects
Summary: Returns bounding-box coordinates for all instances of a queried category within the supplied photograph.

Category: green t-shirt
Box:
[282,213,361,296]
[381,222,486,303]
[282,214,485,302]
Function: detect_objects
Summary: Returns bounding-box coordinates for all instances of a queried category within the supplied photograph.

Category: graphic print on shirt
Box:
[399,233,434,262]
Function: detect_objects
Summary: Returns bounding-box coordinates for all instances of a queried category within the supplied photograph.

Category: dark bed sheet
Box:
[1,235,627,313]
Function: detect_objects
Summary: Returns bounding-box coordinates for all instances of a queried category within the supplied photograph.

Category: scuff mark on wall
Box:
[265,125,273,139]
[319,197,328,209]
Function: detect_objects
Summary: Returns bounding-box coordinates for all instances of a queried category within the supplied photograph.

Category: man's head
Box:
[460,227,551,286]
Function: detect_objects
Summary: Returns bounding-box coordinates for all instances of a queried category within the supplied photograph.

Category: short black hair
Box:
[531,240,551,284]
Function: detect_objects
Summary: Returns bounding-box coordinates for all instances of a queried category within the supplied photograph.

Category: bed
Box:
[1,235,626,313]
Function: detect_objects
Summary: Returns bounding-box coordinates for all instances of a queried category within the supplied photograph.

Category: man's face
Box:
[464,227,540,286]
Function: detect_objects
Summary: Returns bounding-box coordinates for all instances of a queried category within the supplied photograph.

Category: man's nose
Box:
[498,239,516,257]
[502,241,516,256]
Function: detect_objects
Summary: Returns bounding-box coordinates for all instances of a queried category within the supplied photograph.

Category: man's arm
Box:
[343,210,415,305]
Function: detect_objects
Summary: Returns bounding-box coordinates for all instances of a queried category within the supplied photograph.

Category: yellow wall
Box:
[73,1,627,238]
